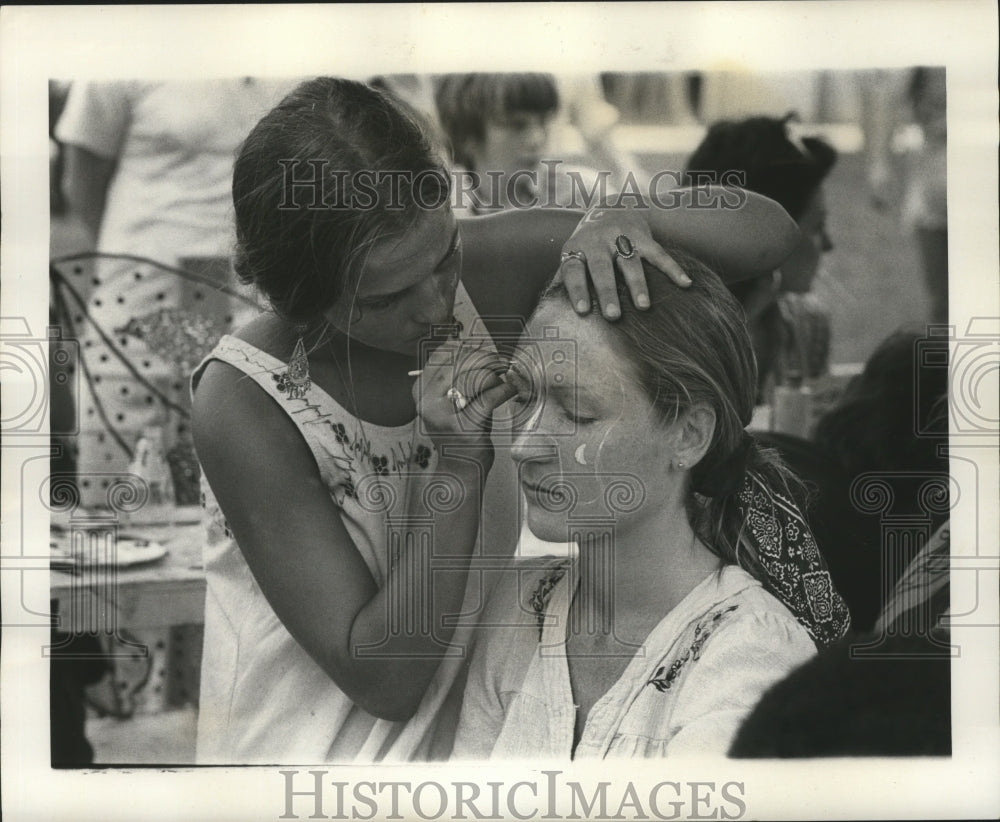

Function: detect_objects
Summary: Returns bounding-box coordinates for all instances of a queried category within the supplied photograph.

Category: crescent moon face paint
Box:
[510,305,679,545]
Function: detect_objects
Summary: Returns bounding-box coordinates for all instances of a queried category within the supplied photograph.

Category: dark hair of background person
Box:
[908,65,946,114]
[434,73,559,170]
[683,113,838,310]
[231,77,451,324]
[684,112,837,223]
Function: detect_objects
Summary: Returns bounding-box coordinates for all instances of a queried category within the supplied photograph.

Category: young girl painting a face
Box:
[454,252,850,759]
[190,77,799,763]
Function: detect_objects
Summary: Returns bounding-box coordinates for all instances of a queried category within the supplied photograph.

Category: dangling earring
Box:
[276,324,312,400]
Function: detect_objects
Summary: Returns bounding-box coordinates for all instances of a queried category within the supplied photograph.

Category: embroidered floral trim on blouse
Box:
[646,605,740,693]
[530,564,570,640]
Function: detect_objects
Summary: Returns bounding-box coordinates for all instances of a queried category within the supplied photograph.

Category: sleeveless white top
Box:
[192,284,520,763]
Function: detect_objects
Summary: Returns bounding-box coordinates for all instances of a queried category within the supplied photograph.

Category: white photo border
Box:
[2,2,998,820]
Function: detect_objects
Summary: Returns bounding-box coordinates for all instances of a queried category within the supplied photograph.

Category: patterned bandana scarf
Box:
[735,471,851,647]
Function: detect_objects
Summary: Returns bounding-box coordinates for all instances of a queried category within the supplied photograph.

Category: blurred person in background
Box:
[749,328,949,633]
[903,68,948,324]
[54,77,300,508]
[685,114,838,401]
[434,73,649,216]
[861,67,948,324]
[725,327,951,762]
[809,328,949,628]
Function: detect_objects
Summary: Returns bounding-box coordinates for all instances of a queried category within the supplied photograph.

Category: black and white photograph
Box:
[2,3,998,820]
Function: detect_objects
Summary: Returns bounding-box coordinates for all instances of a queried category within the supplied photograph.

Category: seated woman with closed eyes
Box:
[453,250,850,759]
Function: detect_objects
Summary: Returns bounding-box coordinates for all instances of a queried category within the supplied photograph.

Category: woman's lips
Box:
[521,478,558,496]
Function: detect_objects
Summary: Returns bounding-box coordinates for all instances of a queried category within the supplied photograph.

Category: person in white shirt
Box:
[55,78,301,506]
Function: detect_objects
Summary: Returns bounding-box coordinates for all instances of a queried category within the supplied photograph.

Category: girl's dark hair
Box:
[537,250,802,571]
[684,113,837,222]
[232,77,450,323]
[434,73,559,169]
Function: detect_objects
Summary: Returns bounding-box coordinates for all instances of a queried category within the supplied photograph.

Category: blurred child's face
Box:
[468,110,552,194]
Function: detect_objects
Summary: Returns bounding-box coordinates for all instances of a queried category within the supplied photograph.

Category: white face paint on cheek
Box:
[569,375,630,506]
[592,375,629,473]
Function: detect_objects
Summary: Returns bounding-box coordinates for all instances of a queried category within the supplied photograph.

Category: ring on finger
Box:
[560,249,587,265]
[446,386,468,411]
[614,234,637,260]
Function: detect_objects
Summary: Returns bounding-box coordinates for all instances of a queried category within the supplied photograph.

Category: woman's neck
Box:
[572,503,721,640]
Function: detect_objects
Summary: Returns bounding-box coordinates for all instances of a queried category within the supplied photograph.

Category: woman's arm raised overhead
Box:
[461,187,799,322]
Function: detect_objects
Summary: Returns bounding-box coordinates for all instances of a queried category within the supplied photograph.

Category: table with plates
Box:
[50,506,207,714]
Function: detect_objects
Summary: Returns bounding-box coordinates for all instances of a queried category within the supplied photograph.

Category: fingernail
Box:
[576,299,590,313]
[636,294,650,309]
[605,303,620,319]
[680,274,692,285]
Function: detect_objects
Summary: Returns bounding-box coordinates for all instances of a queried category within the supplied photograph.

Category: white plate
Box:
[112,538,168,567]
[51,538,168,568]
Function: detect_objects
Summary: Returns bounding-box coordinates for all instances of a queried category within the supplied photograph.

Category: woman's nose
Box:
[510,412,558,465]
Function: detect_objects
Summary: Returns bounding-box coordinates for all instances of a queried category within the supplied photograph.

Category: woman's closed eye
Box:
[558,396,596,425]
[564,408,596,425]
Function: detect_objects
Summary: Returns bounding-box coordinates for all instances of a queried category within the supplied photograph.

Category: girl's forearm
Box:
[640,186,799,282]
[346,454,491,720]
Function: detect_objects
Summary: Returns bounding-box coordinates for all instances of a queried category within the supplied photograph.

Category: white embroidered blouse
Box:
[453,562,817,759]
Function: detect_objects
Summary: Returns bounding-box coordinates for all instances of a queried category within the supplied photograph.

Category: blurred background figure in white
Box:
[53,78,301,507]
[434,72,649,215]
